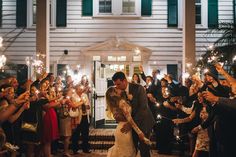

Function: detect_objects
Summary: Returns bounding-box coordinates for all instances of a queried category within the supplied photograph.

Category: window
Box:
[123,0,135,14]
[99,0,112,13]
[93,0,141,17]
[178,0,208,28]
[27,0,56,27]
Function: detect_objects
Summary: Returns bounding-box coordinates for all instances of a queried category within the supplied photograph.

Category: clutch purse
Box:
[68,108,80,118]
[21,122,38,132]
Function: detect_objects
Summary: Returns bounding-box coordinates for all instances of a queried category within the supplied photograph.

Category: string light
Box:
[32,59,44,73]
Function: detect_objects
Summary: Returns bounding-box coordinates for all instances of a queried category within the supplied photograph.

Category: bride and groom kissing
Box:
[106,71,155,157]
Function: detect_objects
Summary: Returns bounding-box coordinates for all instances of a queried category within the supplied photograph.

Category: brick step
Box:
[76,128,190,152]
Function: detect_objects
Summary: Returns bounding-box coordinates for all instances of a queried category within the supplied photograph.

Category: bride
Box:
[105,86,151,157]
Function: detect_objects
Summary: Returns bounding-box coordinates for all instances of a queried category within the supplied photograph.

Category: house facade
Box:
[0,0,236,80]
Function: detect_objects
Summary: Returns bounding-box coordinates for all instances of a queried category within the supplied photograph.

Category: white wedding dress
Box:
[107,102,140,157]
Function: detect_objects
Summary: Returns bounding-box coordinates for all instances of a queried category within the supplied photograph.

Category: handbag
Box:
[21,113,38,133]
[68,108,80,118]
[21,122,38,132]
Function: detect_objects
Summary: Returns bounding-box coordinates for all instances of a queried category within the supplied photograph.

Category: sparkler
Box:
[203,68,209,73]
[186,63,192,68]
[155,102,160,107]
[156,114,172,121]
[182,72,190,79]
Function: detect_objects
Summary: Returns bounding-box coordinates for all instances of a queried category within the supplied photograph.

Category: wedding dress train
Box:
[107,121,138,157]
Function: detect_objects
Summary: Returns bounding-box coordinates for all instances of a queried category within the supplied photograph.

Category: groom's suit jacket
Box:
[128,83,155,134]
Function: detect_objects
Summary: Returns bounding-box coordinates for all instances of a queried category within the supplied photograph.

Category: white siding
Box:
[0,0,234,74]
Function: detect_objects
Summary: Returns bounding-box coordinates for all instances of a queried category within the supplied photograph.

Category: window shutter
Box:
[168,0,178,27]
[16,0,27,27]
[234,0,236,24]
[141,0,152,16]
[56,0,67,27]
[0,0,2,27]
[82,0,93,16]
[208,0,218,28]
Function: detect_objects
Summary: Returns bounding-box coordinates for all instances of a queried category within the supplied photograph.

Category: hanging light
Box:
[0,55,7,69]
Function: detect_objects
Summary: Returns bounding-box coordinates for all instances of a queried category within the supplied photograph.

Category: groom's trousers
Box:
[132,130,151,157]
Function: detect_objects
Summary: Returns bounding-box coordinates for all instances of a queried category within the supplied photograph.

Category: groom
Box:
[112,71,155,157]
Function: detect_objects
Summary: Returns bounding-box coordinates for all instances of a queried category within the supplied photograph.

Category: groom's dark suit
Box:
[128,83,155,157]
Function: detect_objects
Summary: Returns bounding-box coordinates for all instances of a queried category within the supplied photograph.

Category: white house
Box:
[0,0,235,79]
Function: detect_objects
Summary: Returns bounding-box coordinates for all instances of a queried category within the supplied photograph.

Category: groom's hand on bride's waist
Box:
[120,123,132,134]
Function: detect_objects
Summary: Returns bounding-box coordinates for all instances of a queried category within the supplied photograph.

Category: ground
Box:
[55,150,178,157]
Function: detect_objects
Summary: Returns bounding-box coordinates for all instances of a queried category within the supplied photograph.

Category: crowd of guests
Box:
[135,64,236,157]
[0,62,236,157]
[0,73,92,157]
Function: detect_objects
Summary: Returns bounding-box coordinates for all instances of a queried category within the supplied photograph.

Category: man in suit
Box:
[112,71,155,157]
[195,90,236,157]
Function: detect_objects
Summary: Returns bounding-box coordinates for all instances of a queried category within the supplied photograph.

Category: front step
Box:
[88,129,157,150]
[88,128,189,155]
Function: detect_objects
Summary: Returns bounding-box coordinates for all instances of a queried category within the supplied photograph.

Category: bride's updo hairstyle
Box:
[105,86,122,119]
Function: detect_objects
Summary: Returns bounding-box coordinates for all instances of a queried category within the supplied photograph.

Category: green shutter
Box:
[0,0,2,27]
[82,0,93,16]
[16,0,27,27]
[141,0,152,16]
[56,0,67,27]
[208,0,218,28]
[234,0,236,24]
[168,0,178,27]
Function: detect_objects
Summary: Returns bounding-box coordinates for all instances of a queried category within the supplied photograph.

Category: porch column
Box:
[182,0,196,82]
[36,0,50,72]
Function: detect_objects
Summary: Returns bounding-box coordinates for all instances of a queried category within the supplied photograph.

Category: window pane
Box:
[195,0,201,3]
[123,0,135,13]
[99,0,112,13]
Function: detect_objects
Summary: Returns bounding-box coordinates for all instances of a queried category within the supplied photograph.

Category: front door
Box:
[93,61,107,128]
